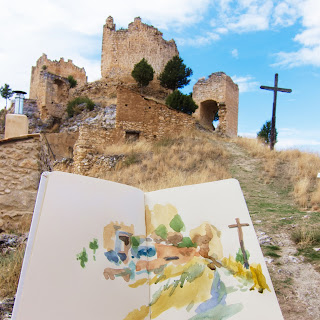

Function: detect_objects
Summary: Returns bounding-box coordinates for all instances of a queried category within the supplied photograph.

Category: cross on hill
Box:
[260,73,292,150]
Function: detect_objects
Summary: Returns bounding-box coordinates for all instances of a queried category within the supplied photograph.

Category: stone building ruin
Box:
[193,72,239,137]
[101,16,179,84]
[29,54,87,120]
[0,15,240,232]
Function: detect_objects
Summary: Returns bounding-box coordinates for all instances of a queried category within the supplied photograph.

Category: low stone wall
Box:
[0,135,42,232]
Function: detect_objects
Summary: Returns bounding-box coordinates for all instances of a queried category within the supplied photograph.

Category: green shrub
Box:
[165,90,198,115]
[67,75,77,88]
[67,97,95,118]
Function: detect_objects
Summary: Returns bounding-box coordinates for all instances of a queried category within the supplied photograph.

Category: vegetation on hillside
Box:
[0,83,13,109]
[257,120,278,144]
[131,58,154,91]
[158,56,192,91]
[66,96,95,117]
[67,75,77,88]
[165,90,198,115]
[235,137,320,209]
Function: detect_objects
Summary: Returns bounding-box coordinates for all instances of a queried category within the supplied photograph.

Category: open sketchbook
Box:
[12,172,283,320]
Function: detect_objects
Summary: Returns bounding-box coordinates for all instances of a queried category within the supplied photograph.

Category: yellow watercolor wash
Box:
[124,305,149,320]
[190,222,223,259]
[145,204,178,235]
[149,256,206,285]
[150,264,213,319]
[222,255,252,280]
[129,278,149,288]
[250,264,271,293]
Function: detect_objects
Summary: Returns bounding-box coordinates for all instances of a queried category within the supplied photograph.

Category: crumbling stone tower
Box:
[29,54,87,120]
[193,72,239,136]
[101,16,179,83]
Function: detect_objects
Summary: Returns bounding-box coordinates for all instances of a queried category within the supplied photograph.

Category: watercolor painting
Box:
[77,203,271,320]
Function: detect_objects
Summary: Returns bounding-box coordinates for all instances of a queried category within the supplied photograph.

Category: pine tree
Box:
[158,56,193,90]
[257,120,278,144]
[131,58,154,93]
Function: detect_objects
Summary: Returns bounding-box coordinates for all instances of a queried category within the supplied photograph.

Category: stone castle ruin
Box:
[193,72,239,136]
[0,16,239,231]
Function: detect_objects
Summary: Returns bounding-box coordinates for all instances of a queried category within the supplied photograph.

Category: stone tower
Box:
[101,16,179,83]
[193,72,239,137]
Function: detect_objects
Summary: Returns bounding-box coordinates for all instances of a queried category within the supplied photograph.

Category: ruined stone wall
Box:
[224,76,239,137]
[44,132,79,160]
[116,88,195,140]
[30,54,87,99]
[70,88,195,176]
[193,72,239,136]
[29,54,87,120]
[101,17,179,83]
[0,136,41,231]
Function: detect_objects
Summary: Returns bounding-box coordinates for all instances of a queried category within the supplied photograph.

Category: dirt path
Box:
[220,140,320,320]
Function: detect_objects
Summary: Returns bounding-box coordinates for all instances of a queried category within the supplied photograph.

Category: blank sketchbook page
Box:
[13,172,148,320]
[144,179,284,320]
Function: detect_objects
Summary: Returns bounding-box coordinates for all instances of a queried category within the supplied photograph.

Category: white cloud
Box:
[176,32,220,47]
[215,0,274,33]
[231,75,259,93]
[274,0,320,67]
[231,49,239,58]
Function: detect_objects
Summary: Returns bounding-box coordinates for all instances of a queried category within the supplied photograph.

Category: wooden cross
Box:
[260,73,292,150]
[228,218,250,269]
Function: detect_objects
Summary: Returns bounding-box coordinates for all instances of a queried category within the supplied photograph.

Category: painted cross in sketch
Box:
[228,218,250,269]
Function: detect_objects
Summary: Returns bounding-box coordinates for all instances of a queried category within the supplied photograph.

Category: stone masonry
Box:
[101,17,179,83]
[71,87,195,174]
[193,72,239,137]
[0,136,42,231]
[29,54,87,120]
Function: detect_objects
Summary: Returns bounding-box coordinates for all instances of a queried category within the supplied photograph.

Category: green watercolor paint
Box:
[169,214,185,232]
[131,236,140,248]
[76,248,88,268]
[178,237,197,248]
[154,224,168,240]
[186,301,195,312]
[89,238,98,261]
[236,248,250,265]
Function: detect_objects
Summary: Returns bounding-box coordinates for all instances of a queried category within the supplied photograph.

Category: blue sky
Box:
[1,0,319,152]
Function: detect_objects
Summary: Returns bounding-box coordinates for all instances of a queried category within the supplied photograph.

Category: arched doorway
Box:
[200,100,218,129]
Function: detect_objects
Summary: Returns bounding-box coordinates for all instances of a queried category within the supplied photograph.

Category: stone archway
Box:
[200,100,218,129]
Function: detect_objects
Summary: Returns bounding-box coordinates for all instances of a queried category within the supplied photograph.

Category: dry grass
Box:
[86,131,231,192]
[0,245,25,298]
[234,137,320,209]
[291,225,320,249]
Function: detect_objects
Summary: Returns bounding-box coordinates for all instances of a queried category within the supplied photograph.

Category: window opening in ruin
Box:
[199,100,219,130]
[125,131,140,142]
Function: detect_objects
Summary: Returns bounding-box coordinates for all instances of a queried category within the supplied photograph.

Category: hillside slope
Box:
[0,131,319,319]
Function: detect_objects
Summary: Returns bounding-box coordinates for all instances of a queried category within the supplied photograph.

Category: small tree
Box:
[0,84,13,110]
[257,120,278,144]
[165,90,198,115]
[131,58,154,92]
[67,75,77,88]
[159,56,193,90]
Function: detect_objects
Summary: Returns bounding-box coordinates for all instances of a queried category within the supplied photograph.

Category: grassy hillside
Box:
[1,129,320,319]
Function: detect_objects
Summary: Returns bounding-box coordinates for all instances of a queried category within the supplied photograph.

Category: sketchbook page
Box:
[13,171,149,320]
[144,179,284,320]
